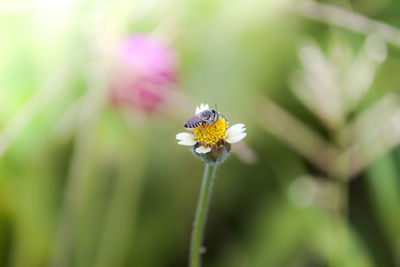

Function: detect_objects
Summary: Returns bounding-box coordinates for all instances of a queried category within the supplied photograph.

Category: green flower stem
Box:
[190,163,218,267]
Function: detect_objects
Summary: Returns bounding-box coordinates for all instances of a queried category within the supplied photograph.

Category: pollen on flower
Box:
[192,118,229,147]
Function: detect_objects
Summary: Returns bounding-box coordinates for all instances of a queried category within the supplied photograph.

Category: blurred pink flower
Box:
[110,35,178,112]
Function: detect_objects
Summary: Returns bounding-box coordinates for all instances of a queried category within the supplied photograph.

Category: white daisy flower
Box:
[176,103,247,163]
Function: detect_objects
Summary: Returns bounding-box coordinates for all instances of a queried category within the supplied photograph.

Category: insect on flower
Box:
[184,109,220,128]
[176,103,246,163]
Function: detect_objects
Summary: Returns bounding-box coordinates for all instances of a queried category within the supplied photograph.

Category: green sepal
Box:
[192,142,231,165]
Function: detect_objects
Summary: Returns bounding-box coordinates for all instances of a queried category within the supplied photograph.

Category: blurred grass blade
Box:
[93,127,149,267]
[366,154,400,264]
[342,35,386,110]
[249,202,374,267]
[50,61,108,267]
[0,63,75,157]
[258,97,339,173]
[290,0,400,48]
[336,105,400,179]
[291,44,344,129]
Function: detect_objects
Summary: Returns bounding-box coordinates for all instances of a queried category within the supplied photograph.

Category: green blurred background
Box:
[0,0,400,266]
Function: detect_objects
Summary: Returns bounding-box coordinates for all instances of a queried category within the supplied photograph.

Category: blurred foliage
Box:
[0,0,400,267]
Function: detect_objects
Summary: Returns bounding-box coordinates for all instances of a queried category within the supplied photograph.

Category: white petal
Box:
[226,123,246,136]
[195,103,210,114]
[176,132,194,140]
[178,140,196,146]
[176,132,196,146]
[228,123,245,131]
[195,146,211,154]
[226,133,247,144]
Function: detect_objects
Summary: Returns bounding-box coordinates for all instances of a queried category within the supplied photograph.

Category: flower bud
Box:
[110,35,178,112]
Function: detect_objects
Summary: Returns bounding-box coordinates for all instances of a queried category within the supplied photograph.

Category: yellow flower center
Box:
[192,118,228,147]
